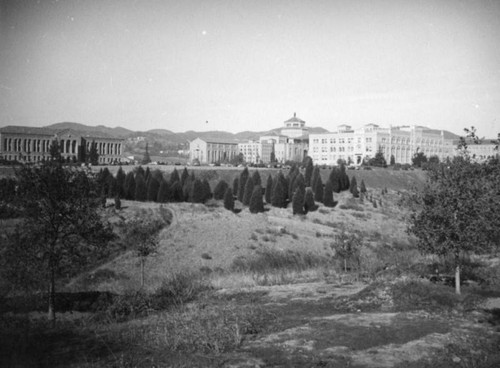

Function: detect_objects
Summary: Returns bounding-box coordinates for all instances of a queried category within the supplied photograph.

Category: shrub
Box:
[314,175,323,202]
[271,172,287,208]
[251,170,261,187]
[134,173,147,201]
[146,177,159,201]
[265,174,273,204]
[170,181,183,202]
[323,179,335,207]
[191,179,205,203]
[153,271,208,309]
[237,167,249,202]
[304,187,317,212]
[114,196,121,210]
[292,183,305,215]
[157,180,170,203]
[242,176,254,206]
[103,291,152,322]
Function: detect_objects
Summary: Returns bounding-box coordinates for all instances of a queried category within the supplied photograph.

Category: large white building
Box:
[189,137,239,164]
[309,124,456,166]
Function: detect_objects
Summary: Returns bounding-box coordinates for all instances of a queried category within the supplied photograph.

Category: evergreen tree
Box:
[238,167,249,202]
[157,180,170,203]
[142,142,151,165]
[265,174,273,204]
[182,176,194,202]
[135,173,147,201]
[202,178,212,201]
[369,147,387,167]
[249,185,264,213]
[339,164,350,191]
[170,168,180,184]
[114,195,121,210]
[304,157,314,187]
[191,179,205,203]
[311,166,320,193]
[147,177,160,201]
[232,177,239,197]
[124,171,136,200]
[251,170,261,187]
[350,176,358,194]
[170,181,183,202]
[314,175,324,202]
[304,187,317,213]
[242,176,254,206]
[329,167,341,193]
[49,140,62,162]
[107,175,118,197]
[292,182,306,215]
[287,166,299,199]
[180,167,189,187]
[323,179,335,207]
[89,140,99,165]
[144,167,151,183]
[390,155,396,166]
[213,180,229,200]
[271,172,287,208]
[223,187,234,211]
[115,166,126,198]
[360,179,367,194]
[136,166,145,178]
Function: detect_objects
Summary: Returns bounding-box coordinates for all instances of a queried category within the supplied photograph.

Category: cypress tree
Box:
[124,171,136,200]
[170,181,183,202]
[170,168,180,184]
[311,166,320,193]
[271,174,286,208]
[144,167,151,183]
[232,177,239,197]
[115,166,126,198]
[242,176,254,206]
[237,167,249,202]
[292,182,306,215]
[360,180,367,194]
[314,175,324,202]
[202,178,212,201]
[213,180,229,200]
[180,167,189,187]
[251,170,261,187]
[265,174,273,204]
[136,166,145,178]
[157,179,170,203]
[329,167,341,193]
[147,177,160,201]
[304,157,314,187]
[287,167,299,199]
[304,187,317,213]
[339,164,350,191]
[223,187,234,211]
[323,179,335,207]
[135,173,147,201]
[350,176,358,194]
[182,176,194,202]
[249,185,264,213]
[191,179,205,203]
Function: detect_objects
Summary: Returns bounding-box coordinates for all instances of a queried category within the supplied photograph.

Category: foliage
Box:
[292,181,305,215]
[304,156,314,187]
[169,168,180,184]
[323,179,335,207]
[412,151,428,167]
[157,180,170,203]
[232,177,239,197]
[190,179,205,203]
[304,187,317,212]
[242,175,254,206]
[265,174,273,204]
[271,171,287,208]
[146,177,159,201]
[115,166,126,198]
[238,167,249,202]
[88,140,99,165]
[142,142,151,165]
[311,165,321,193]
[390,154,395,166]
[251,170,261,186]
[123,171,136,200]
[134,172,147,201]
[213,179,229,200]
[331,227,361,272]
[170,180,183,202]
[202,178,212,201]
[368,147,387,167]
[223,187,234,211]
[3,162,114,324]
[360,179,367,193]
[405,155,500,294]
[314,174,323,202]
[249,185,264,214]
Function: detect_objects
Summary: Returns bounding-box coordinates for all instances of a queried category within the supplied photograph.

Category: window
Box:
[313,139,319,144]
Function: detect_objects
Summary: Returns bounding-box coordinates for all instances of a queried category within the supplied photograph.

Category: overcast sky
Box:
[1,0,499,137]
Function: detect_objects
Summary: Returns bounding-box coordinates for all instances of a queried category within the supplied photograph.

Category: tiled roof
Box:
[284,113,305,123]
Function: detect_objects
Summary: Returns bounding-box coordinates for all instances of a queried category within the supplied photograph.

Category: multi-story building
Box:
[309,124,456,166]
[0,126,124,164]
[454,138,499,161]
[189,137,239,164]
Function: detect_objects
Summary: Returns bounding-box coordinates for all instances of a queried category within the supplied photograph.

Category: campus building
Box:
[309,124,456,166]
[189,137,239,164]
[0,126,124,164]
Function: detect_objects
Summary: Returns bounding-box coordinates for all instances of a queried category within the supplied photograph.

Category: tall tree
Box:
[304,157,314,187]
[251,170,262,187]
[157,179,170,203]
[89,140,99,165]
[223,187,235,211]
[271,172,287,208]
[142,142,152,165]
[238,167,249,202]
[7,162,114,325]
[323,179,336,207]
[180,167,189,187]
[115,166,126,198]
[49,140,62,162]
[135,172,147,201]
[292,181,306,215]
[242,176,255,206]
[412,151,428,168]
[170,168,180,184]
[249,185,264,213]
[265,174,273,204]
[405,155,500,294]
[147,176,160,201]
[311,166,321,193]
[314,175,324,202]
[124,171,136,200]
[190,179,205,203]
[304,187,317,213]
[213,180,229,200]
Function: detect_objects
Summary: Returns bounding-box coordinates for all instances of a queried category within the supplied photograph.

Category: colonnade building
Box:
[0,126,124,164]
[309,124,456,166]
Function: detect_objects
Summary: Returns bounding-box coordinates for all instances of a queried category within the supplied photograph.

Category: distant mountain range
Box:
[43,122,330,144]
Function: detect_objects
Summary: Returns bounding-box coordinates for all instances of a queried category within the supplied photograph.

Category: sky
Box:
[1,0,500,138]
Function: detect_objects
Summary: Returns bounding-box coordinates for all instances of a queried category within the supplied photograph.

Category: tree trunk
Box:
[48,268,56,327]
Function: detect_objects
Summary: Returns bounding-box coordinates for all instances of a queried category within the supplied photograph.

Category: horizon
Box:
[1,0,499,138]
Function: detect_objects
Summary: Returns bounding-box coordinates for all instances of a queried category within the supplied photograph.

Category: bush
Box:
[102,291,152,322]
[249,185,264,213]
[152,271,208,309]
[213,180,229,200]
[223,187,234,211]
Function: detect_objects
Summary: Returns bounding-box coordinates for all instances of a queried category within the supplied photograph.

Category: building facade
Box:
[189,137,239,164]
[309,124,456,166]
[0,126,124,164]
